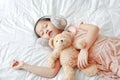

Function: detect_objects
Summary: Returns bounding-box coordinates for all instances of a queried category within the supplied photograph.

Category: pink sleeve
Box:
[66,25,77,35]
[66,22,84,35]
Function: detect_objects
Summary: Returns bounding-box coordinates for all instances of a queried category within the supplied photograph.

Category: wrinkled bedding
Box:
[0,0,120,80]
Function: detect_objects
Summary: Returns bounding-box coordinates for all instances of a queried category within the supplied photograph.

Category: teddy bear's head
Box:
[49,31,72,50]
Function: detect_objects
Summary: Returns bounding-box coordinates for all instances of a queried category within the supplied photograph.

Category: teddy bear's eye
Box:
[61,40,63,42]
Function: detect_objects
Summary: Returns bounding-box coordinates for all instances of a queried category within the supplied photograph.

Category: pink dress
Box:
[67,24,120,79]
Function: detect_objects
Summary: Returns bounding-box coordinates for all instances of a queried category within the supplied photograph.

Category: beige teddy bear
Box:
[48,31,98,80]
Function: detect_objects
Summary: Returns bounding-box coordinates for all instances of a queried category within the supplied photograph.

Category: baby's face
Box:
[35,20,62,39]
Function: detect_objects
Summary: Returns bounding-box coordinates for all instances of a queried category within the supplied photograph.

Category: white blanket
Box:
[0,0,120,80]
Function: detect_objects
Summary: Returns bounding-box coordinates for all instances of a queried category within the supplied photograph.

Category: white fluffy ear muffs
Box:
[39,15,67,30]
[36,38,49,47]
[51,16,67,30]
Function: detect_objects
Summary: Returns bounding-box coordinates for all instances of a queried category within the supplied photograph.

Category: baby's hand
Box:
[11,60,24,69]
[77,49,88,69]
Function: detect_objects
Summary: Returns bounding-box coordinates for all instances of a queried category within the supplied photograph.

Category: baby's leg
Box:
[81,64,98,76]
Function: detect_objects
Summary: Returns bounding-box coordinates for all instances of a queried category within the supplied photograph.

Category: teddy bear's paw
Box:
[62,73,75,80]
[62,76,68,80]
[47,62,55,68]
[62,76,75,80]
[47,58,55,68]
[84,69,97,76]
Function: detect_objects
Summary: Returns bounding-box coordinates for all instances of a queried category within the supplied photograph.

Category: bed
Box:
[0,0,120,80]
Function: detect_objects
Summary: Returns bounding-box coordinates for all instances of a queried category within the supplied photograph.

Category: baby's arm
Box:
[78,23,99,69]
[79,23,99,50]
[12,60,61,78]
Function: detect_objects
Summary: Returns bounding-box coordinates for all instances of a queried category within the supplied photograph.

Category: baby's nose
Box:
[46,30,48,33]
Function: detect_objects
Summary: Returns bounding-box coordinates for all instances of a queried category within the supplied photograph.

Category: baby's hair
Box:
[34,18,50,38]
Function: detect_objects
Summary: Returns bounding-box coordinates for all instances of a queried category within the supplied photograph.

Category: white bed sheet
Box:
[0,0,120,80]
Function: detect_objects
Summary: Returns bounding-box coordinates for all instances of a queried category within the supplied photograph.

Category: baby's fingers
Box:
[77,59,83,70]
[83,57,88,68]
[80,60,85,69]
[77,61,81,70]
[12,60,19,67]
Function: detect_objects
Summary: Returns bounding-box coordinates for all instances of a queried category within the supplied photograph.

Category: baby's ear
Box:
[49,38,54,48]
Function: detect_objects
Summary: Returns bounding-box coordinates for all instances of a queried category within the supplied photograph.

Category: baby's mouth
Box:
[48,31,52,37]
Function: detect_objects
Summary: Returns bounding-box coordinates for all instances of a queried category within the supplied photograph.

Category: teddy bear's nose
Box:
[61,40,63,42]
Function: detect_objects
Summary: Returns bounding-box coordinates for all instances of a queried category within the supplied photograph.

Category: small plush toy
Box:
[48,31,79,80]
[47,31,98,80]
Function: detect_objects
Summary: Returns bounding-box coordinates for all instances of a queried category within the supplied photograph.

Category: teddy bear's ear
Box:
[62,31,70,35]
[49,38,54,48]
[62,31,72,38]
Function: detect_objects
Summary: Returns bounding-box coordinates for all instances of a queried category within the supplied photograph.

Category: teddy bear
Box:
[47,31,98,80]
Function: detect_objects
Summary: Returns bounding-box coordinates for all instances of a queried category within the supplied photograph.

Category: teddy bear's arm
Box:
[48,50,61,68]
[51,49,61,60]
